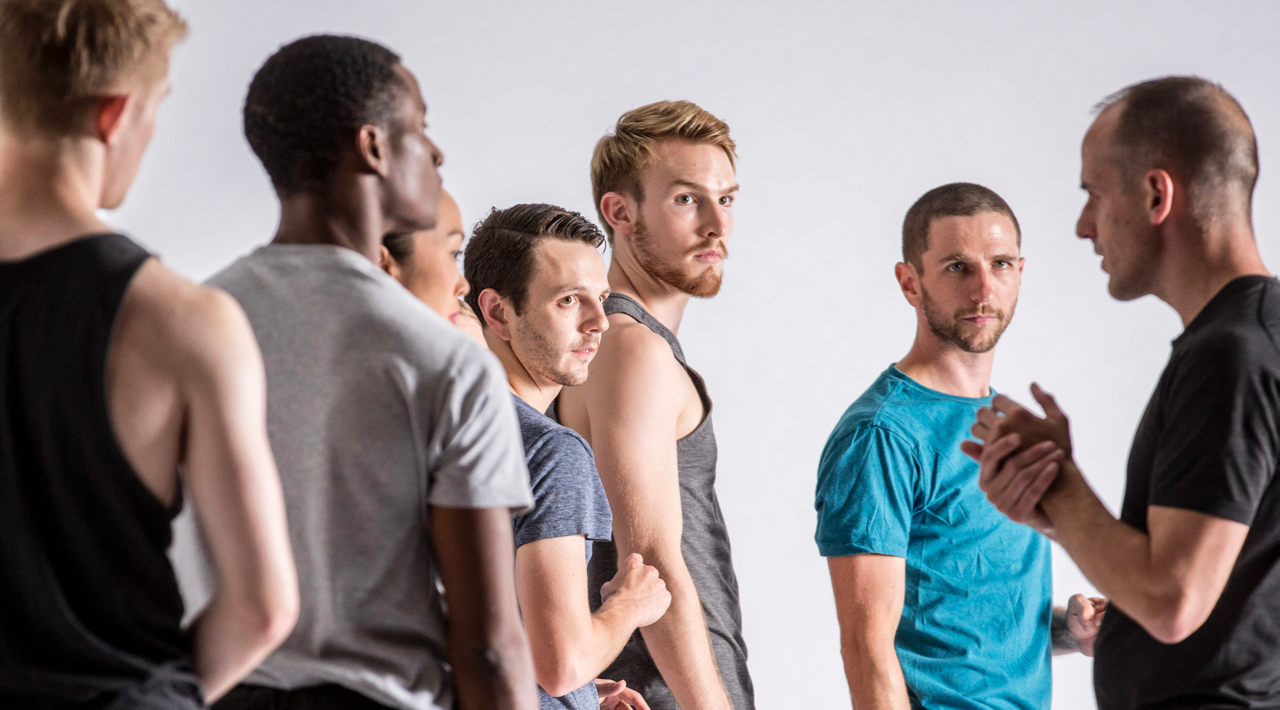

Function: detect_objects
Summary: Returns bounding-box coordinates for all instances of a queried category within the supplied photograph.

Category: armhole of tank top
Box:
[98,255,180,518]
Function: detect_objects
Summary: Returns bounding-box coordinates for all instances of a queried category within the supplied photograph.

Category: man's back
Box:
[211,244,530,710]
[0,234,203,708]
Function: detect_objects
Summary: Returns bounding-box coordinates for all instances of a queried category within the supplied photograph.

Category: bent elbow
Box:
[1143,596,1212,645]
[533,653,591,698]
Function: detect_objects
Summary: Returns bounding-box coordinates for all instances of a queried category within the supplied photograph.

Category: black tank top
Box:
[0,234,202,708]
[585,293,754,710]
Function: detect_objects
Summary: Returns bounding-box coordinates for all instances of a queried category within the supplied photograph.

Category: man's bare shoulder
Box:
[593,315,679,375]
[119,259,260,375]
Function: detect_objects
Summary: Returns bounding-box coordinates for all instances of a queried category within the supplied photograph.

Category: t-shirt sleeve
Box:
[1149,333,1280,525]
[425,346,533,511]
[512,432,613,549]
[814,424,919,558]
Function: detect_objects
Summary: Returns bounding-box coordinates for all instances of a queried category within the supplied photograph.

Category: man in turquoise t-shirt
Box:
[815,183,1106,710]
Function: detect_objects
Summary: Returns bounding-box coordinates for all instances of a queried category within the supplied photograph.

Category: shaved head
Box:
[1097,76,1258,225]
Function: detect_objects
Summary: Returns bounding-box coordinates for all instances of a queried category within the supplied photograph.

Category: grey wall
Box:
[147,2,1280,708]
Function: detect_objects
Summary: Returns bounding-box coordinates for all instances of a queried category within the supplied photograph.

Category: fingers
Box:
[622,552,643,569]
[991,394,1029,417]
[1011,460,1059,517]
[960,439,983,461]
[1030,383,1066,422]
[623,687,651,710]
[596,679,624,698]
[977,433,1022,486]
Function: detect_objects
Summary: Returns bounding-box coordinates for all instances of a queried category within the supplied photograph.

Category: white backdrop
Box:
[138,2,1280,708]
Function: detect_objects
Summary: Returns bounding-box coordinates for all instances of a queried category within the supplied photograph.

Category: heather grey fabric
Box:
[584,293,754,710]
[209,244,532,710]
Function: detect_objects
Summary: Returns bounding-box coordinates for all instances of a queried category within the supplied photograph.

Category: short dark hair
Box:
[1098,76,1258,222]
[243,34,406,197]
[902,182,1021,267]
[464,204,606,326]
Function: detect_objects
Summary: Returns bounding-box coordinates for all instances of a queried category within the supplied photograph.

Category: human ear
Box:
[1145,169,1175,226]
[477,289,513,342]
[600,192,635,238]
[95,95,131,144]
[895,261,923,308]
[378,245,399,278]
[356,124,389,177]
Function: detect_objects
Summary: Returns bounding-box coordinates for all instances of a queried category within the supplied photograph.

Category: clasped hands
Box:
[960,383,1107,655]
[959,383,1074,540]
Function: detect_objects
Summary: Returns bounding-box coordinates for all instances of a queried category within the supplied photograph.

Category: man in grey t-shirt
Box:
[465,204,671,710]
[207,36,537,710]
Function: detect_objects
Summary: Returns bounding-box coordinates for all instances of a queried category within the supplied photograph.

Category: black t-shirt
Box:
[1094,275,1280,710]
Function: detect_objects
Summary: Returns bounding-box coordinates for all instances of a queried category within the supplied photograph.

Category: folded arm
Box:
[516,537,669,697]
[969,386,1249,644]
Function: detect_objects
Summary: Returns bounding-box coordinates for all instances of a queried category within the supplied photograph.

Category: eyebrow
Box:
[935,252,1020,263]
[670,180,740,193]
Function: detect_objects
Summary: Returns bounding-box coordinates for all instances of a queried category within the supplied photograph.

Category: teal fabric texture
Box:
[815,366,1052,710]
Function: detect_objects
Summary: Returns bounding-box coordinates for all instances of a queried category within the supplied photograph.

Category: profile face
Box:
[915,212,1023,354]
[1077,107,1161,301]
[397,190,469,323]
[631,140,738,298]
[384,64,444,233]
[508,239,610,387]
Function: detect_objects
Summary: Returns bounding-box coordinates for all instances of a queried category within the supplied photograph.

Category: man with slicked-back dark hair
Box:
[969,76,1280,710]
[198,35,538,710]
[815,182,1101,710]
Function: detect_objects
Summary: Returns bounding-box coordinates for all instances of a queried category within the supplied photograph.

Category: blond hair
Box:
[590,100,736,241]
[0,0,187,136]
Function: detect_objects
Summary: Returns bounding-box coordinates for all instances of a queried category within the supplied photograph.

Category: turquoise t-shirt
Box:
[815,366,1052,710]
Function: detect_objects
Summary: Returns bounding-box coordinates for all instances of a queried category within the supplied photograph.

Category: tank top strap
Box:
[604,293,688,366]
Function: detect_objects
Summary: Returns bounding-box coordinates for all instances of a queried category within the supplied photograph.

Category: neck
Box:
[607,243,691,335]
[485,333,563,414]
[271,179,388,263]
[895,330,995,399]
[0,130,112,260]
[1152,216,1270,327]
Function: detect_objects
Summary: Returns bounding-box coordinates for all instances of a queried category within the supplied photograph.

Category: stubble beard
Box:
[921,286,1014,354]
[632,217,726,299]
[515,319,598,388]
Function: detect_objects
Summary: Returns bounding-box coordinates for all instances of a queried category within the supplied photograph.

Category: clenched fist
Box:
[600,552,672,628]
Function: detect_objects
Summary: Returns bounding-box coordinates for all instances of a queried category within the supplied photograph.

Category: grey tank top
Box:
[585,293,754,709]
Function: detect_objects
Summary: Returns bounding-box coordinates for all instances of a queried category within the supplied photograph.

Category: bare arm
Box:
[180,288,299,701]
[516,538,669,697]
[969,387,1249,644]
[434,506,538,710]
[571,325,730,710]
[827,555,910,710]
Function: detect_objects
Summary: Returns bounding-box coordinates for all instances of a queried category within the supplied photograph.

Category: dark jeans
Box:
[213,684,395,710]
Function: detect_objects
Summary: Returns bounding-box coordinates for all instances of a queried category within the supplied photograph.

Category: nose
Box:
[455,273,470,299]
[1076,203,1095,242]
[427,136,444,169]
[703,201,733,241]
[584,297,609,334]
[974,266,996,303]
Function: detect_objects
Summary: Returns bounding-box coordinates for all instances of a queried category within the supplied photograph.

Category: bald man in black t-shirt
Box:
[964,76,1280,710]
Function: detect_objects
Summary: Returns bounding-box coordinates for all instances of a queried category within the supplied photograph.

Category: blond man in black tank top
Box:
[0,1,297,707]
[558,101,753,710]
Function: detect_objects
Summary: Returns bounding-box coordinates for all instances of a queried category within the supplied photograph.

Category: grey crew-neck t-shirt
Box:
[509,395,612,710]
[209,245,533,710]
